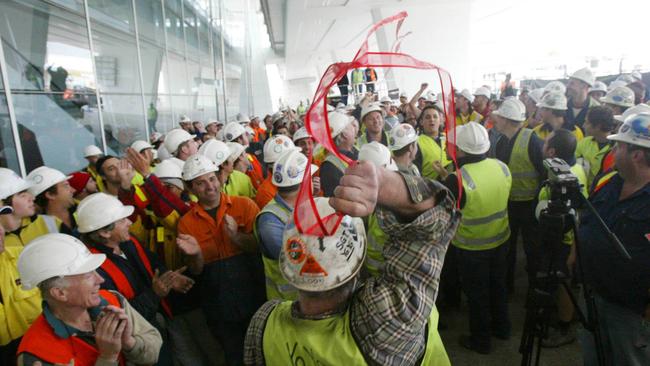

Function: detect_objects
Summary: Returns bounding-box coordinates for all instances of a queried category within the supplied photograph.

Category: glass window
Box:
[168,51,188,94]
[100,94,146,155]
[135,1,165,47]
[146,94,172,134]
[139,40,167,95]
[165,0,184,54]
[184,4,200,60]
[0,94,20,172]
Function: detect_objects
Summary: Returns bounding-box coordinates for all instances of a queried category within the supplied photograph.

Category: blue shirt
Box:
[257,195,292,260]
[579,173,650,314]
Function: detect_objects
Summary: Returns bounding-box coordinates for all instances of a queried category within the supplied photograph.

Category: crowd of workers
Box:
[0,66,649,366]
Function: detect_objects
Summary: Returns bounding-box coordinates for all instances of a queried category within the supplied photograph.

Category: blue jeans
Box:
[579,295,650,366]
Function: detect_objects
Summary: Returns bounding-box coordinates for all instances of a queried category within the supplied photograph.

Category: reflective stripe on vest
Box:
[263,302,450,366]
[40,215,59,234]
[453,159,512,251]
[508,128,539,201]
[365,213,388,277]
[417,134,449,180]
[593,171,618,195]
[254,199,297,301]
[90,238,172,317]
[17,290,125,366]
[323,153,349,174]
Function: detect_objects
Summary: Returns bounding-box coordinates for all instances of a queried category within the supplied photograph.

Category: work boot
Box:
[541,325,575,348]
[458,335,491,354]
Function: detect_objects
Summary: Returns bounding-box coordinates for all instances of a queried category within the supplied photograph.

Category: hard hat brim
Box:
[492,110,525,122]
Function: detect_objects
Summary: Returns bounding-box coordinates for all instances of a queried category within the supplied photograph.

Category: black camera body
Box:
[543,158,581,215]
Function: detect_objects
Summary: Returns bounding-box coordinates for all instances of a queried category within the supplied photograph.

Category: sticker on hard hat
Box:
[286,166,301,179]
[273,145,283,153]
[336,221,358,262]
[226,133,233,140]
[286,237,306,264]
[216,151,224,160]
[273,171,283,183]
[32,174,43,184]
[396,128,405,137]
[300,254,328,277]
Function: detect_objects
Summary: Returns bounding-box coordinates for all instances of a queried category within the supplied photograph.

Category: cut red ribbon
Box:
[295,11,461,236]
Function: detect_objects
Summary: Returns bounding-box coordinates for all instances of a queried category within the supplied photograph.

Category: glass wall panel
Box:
[139,40,166,95]
[165,0,184,54]
[100,94,146,155]
[0,94,20,171]
[135,0,166,47]
[184,3,200,60]
[146,93,172,133]
[168,51,188,94]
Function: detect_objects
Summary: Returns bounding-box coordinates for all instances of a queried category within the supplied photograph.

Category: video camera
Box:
[542,158,582,215]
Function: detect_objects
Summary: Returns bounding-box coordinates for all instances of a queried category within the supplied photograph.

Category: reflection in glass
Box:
[100,94,147,155]
[0,95,20,171]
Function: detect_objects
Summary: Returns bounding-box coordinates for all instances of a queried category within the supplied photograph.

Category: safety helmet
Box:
[76,193,134,233]
[473,86,491,99]
[328,111,354,138]
[164,129,196,154]
[389,123,418,151]
[157,145,171,161]
[600,86,635,108]
[616,74,637,86]
[271,112,285,125]
[569,67,595,87]
[0,168,32,200]
[199,139,232,166]
[589,81,608,94]
[607,112,650,149]
[83,145,103,158]
[18,233,106,290]
[379,96,392,104]
[150,132,163,144]
[179,115,191,123]
[263,135,296,163]
[292,127,312,142]
[226,142,246,162]
[631,71,643,82]
[537,92,568,111]
[544,81,566,95]
[272,148,317,187]
[215,129,225,142]
[491,98,526,122]
[608,79,627,92]
[359,142,398,171]
[458,89,474,103]
[223,122,246,142]
[614,103,650,123]
[130,140,153,153]
[280,197,366,292]
[206,119,222,127]
[528,88,545,104]
[182,154,218,181]
[454,122,490,155]
[425,91,437,103]
[26,166,71,197]
[153,159,183,188]
[244,126,255,138]
[360,103,385,123]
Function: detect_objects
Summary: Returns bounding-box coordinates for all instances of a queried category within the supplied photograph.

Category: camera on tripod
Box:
[542,158,581,216]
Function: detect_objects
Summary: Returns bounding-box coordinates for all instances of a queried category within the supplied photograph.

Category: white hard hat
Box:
[473,86,491,99]
[600,86,635,108]
[458,89,474,103]
[215,129,226,142]
[399,92,408,98]
[272,149,318,187]
[326,104,335,112]
[199,139,232,166]
[389,123,418,151]
[537,92,568,111]
[226,142,246,162]
[631,71,643,82]
[425,91,437,103]
[76,193,134,233]
[292,127,312,142]
[570,67,595,87]
[179,115,191,123]
[154,160,184,190]
[328,112,353,138]
[271,112,285,124]
[0,167,32,200]
[491,98,526,122]
[182,154,218,181]
[150,132,163,143]
[130,140,153,153]
[164,129,196,154]
[263,135,296,163]
[608,79,627,91]
[608,112,650,149]
[380,96,392,104]
[358,142,398,171]
[83,145,103,158]
[336,102,346,110]
[544,81,566,95]
[157,145,172,161]
[360,103,384,122]
[616,74,637,85]
[279,197,366,292]
[18,233,106,290]
[206,119,224,127]
[614,103,650,123]
[454,122,490,155]
[244,126,255,137]
[223,122,246,142]
[589,81,608,93]
[528,88,545,104]
[26,166,71,197]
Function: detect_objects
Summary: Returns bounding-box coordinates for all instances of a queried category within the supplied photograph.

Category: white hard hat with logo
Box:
[544,81,566,95]
[226,142,246,162]
[492,98,526,122]
[389,123,418,151]
[83,145,103,158]
[360,103,385,122]
[131,140,153,153]
[608,112,650,149]
[76,193,134,233]
[181,154,218,181]
[26,166,71,197]
[613,103,650,123]
[589,81,608,93]
[454,122,490,155]
[272,148,318,187]
[199,139,232,166]
[458,89,475,103]
[18,233,106,290]
[164,129,195,154]
[292,127,312,142]
[528,88,545,104]
[600,86,635,108]
[537,92,568,111]
[359,142,398,171]
[154,160,184,190]
[608,79,627,91]
[570,67,595,87]
[157,145,172,161]
[473,86,491,99]
[263,135,296,163]
[328,112,354,138]
[279,197,366,292]
[0,168,33,200]
[223,122,246,142]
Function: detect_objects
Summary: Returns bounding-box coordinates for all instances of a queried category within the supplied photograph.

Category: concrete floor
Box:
[439,250,583,366]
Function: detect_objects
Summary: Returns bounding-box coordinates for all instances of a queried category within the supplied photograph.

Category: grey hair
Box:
[38,276,69,300]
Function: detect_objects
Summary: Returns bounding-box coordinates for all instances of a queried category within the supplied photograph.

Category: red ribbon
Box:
[295,11,460,236]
